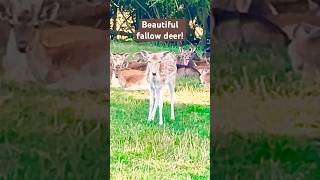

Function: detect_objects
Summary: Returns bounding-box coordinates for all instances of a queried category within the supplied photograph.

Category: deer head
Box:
[0,0,60,53]
[291,23,320,40]
[142,51,170,77]
[110,53,128,78]
[179,46,197,66]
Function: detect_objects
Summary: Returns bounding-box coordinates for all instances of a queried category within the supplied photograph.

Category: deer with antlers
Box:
[142,51,177,125]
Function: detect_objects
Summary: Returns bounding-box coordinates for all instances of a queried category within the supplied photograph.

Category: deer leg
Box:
[148,86,155,121]
[151,88,160,121]
[169,81,175,120]
[158,88,164,125]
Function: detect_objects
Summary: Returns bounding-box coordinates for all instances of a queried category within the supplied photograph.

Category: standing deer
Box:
[143,51,177,125]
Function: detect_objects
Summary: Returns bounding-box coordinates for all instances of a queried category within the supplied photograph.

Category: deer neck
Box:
[26,27,52,83]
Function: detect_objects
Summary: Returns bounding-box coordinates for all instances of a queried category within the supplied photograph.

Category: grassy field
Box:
[213,47,320,179]
[0,80,107,179]
[110,41,210,179]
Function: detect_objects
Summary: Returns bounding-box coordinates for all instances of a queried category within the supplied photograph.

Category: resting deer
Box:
[125,61,148,71]
[111,53,128,88]
[111,53,148,90]
[114,68,148,90]
[132,50,149,62]
[200,67,210,86]
[176,64,200,78]
[143,51,177,125]
[178,46,200,66]
[0,0,108,91]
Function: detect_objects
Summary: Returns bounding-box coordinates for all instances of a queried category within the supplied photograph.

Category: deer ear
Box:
[268,3,279,15]
[161,51,170,58]
[122,53,129,59]
[39,2,60,22]
[140,50,149,59]
[283,24,299,40]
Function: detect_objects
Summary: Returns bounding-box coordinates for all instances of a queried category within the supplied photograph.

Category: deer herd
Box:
[111,47,211,91]
[110,48,210,125]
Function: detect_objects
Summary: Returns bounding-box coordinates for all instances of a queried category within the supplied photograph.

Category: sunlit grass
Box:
[110,86,210,179]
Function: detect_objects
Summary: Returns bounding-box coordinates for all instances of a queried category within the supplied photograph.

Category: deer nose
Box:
[152,72,156,76]
[17,42,27,53]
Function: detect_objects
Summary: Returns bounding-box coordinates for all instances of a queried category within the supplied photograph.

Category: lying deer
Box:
[176,64,200,78]
[142,51,177,125]
[125,61,148,71]
[0,0,108,91]
[114,68,148,90]
[176,46,202,78]
[111,53,148,90]
[178,46,200,66]
[111,53,128,88]
[178,47,210,73]
[200,68,210,86]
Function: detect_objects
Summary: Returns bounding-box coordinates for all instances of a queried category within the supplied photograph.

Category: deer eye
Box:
[34,24,39,29]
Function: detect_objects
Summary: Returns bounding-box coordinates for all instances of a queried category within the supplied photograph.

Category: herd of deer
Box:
[214,0,320,77]
[110,46,211,91]
[110,47,210,125]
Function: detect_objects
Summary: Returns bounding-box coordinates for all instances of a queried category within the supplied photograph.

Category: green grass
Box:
[0,80,106,179]
[214,133,320,179]
[110,88,210,179]
[213,47,320,179]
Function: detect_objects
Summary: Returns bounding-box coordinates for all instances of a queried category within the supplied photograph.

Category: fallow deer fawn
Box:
[143,51,177,125]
